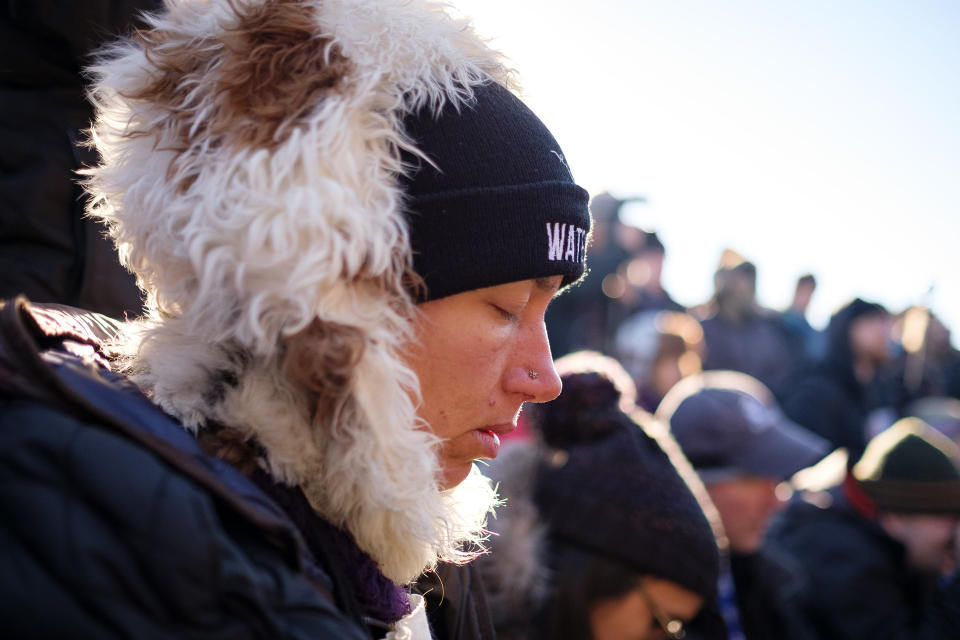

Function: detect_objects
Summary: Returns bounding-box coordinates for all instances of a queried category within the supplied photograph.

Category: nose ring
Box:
[528,369,538,380]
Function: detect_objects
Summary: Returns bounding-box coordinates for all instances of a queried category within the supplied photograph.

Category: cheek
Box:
[724,491,773,523]
[737,498,768,526]
[750,493,779,521]
[423,340,504,401]
[417,313,505,375]
[926,526,956,553]
[412,331,510,439]
[590,591,651,640]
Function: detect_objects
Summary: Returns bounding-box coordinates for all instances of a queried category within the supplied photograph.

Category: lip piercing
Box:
[528,369,538,380]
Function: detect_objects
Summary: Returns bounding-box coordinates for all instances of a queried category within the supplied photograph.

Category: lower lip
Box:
[473,429,501,460]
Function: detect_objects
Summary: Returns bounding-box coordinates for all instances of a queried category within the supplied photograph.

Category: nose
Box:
[506,320,562,402]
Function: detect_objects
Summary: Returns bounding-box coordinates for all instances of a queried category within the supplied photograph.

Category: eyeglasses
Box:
[637,582,687,639]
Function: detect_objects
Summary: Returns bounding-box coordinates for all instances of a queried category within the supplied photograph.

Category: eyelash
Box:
[492,304,519,323]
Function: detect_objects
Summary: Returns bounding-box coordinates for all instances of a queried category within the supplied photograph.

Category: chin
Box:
[439,461,474,490]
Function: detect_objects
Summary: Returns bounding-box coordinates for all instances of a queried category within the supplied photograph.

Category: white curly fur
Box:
[84,0,510,583]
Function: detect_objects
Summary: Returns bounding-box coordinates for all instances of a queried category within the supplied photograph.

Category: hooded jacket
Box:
[779,299,887,461]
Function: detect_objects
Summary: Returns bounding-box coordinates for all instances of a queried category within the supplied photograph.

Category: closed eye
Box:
[491,304,519,323]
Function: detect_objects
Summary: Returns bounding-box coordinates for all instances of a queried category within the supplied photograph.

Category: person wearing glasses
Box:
[477,351,726,640]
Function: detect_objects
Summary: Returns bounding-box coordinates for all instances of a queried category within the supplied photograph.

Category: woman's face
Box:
[590,577,703,640]
[406,276,564,488]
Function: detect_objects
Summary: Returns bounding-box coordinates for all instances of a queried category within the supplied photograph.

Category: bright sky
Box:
[451,0,960,334]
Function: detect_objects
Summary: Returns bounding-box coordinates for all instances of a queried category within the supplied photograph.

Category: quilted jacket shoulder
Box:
[0,296,367,639]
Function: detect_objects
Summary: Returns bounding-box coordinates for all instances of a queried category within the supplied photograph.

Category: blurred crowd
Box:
[505,192,960,639]
[547,193,960,439]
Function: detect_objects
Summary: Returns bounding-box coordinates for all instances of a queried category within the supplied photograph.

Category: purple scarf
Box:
[252,470,411,625]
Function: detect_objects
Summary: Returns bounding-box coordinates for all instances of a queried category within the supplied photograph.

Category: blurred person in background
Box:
[659,371,829,640]
[905,395,960,444]
[779,274,823,368]
[696,250,793,393]
[546,192,629,357]
[881,306,960,416]
[0,0,151,318]
[479,351,727,640]
[621,231,685,316]
[913,310,960,400]
[614,310,705,412]
[768,418,960,639]
[780,298,892,462]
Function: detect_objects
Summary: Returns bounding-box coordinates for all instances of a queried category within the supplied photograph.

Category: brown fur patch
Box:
[216,0,352,149]
[283,318,366,430]
[197,423,262,475]
[129,0,352,162]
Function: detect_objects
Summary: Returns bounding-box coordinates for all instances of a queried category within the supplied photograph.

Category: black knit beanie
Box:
[854,417,960,513]
[534,425,719,601]
[401,82,591,301]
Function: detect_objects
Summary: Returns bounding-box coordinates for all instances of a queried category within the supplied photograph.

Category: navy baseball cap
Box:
[657,371,830,482]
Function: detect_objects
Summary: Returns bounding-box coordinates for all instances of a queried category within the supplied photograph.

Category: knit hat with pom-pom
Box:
[527,352,720,601]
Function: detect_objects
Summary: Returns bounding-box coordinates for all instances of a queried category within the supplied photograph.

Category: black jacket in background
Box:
[1,1,153,318]
[768,487,960,640]
[416,563,497,640]
[728,550,818,640]
[779,359,869,460]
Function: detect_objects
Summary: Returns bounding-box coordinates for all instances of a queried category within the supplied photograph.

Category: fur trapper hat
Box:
[83,0,588,584]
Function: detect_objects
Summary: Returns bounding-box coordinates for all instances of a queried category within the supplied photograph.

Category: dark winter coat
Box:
[0,1,149,318]
[415,563,497,640]
[0,297,370,638]
[767,487,960,640]
[700,311,793,393]
[779,361,869,460]
[727,550,818,640]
